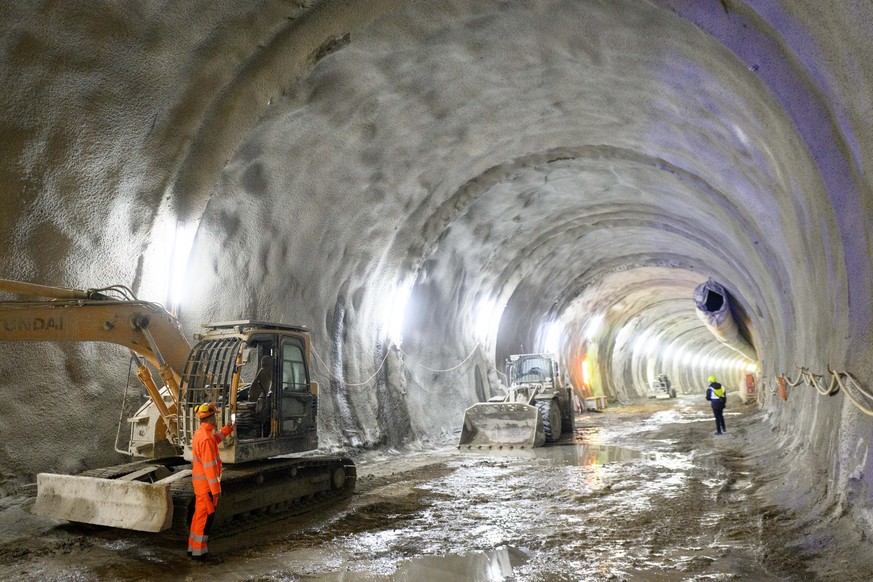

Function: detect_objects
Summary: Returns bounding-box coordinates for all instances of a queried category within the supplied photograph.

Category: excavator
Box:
[0,279,355,534]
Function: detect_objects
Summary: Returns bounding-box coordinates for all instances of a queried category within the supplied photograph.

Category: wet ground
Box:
[0,395,857,580]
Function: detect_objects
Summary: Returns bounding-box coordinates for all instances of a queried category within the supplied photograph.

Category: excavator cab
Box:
[179,321,318,464]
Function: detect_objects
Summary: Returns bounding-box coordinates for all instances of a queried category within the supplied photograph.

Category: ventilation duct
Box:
[693,279,756,360]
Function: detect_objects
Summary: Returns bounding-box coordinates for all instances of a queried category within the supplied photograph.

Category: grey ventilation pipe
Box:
[693,279,756,360]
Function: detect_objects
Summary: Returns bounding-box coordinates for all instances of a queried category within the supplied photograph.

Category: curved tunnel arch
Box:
[1,1,872,551]
[396,144,793,403]
[160,1,846,422]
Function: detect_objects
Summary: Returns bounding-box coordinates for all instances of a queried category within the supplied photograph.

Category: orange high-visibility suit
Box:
[188,422,233,558]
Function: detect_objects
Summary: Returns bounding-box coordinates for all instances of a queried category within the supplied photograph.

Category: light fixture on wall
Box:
[584,314,603,340]
[543,320,563,354]
[382,280,412,347]
[167,220,199,316]
[474,297,497,343]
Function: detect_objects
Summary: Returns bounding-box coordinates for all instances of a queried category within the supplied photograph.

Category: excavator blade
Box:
[33,473,174,532]
[458,402,545,449]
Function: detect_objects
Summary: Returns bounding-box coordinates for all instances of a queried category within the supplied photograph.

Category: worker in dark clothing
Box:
[705,375,727,435]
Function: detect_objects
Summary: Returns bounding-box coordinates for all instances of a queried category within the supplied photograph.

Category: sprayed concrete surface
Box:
[2,0,873,573]
[1,396,869,581]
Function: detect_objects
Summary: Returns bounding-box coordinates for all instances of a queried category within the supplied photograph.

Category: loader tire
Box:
[537,399,562,443]
[561,402,575,434]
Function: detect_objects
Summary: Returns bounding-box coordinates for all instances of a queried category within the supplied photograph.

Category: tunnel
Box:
[1,0,873,579]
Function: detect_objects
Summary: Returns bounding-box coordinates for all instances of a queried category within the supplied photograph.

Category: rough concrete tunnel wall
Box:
[1,0,872,537]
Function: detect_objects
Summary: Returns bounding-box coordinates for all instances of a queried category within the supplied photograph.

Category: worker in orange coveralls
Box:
[188,402,234,562]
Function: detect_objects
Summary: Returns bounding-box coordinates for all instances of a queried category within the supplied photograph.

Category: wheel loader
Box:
[649,373,676,399]
[459,353,574,449]
[0,279,355,534]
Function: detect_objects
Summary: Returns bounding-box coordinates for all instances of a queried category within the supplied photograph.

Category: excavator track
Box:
[169,455,356,537]
[79,455,356,537]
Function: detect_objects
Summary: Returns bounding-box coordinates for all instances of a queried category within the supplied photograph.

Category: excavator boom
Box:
[0,280,195,531]
[0,299,191,378]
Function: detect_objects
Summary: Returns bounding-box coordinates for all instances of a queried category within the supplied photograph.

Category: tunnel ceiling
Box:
[2,0,867,404]
[169,0,844,377]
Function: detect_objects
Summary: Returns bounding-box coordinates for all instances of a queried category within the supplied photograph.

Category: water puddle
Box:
[391,545,528,581]
[302,546,529,581]
[459,442,642,467]
[531,443,642,466]
[645,408,711,425]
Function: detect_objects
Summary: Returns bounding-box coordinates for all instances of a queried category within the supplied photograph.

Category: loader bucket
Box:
[33,473,174,532]
[458,402,545,449]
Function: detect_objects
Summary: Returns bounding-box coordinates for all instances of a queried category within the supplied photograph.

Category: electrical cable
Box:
[398,342,481,373]
[777,365,873,415]
[311,341,483,386]
[310,345,392,387]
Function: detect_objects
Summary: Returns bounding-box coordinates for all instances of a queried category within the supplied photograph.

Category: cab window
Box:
[282,342,308,392]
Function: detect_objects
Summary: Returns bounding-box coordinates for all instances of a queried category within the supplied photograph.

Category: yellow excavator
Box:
[0,279,355,534]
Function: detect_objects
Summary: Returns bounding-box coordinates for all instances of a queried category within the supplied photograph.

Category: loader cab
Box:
[180,320,319,464]
[506,353,558,386]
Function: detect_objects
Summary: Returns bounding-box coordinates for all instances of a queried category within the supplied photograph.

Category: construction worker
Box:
[188,402,234,562]
[705,375,727,435]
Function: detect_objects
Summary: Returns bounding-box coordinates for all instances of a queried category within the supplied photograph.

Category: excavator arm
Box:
[0,279,196,532]
[0,279,192,448]
[0,279,190,374]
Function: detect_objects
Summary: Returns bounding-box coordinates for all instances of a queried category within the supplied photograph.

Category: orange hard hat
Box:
[195,402,219,419]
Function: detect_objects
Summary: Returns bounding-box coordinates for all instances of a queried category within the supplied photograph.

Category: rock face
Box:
[1,0,872,543]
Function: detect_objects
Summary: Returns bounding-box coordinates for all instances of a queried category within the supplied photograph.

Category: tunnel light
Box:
[382,281,412,346]
[662,343,674,360]
[474,297,500,343]
[645,334,659,355]
[633,330,650,354]
[163,219,199,314]
[615,321,635,349]
[581,357,590,386]
[544,320,563,353]
[584,314,604,340]
[745,362,758,373]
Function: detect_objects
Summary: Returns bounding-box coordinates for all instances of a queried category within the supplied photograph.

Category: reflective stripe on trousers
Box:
[188,493,216,557]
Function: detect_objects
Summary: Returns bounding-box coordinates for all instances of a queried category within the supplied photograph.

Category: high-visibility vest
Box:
[709,385,725,400]
[191,423,232,496]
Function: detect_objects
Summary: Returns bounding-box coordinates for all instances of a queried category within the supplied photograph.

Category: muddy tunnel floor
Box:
[0,396,865,581]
